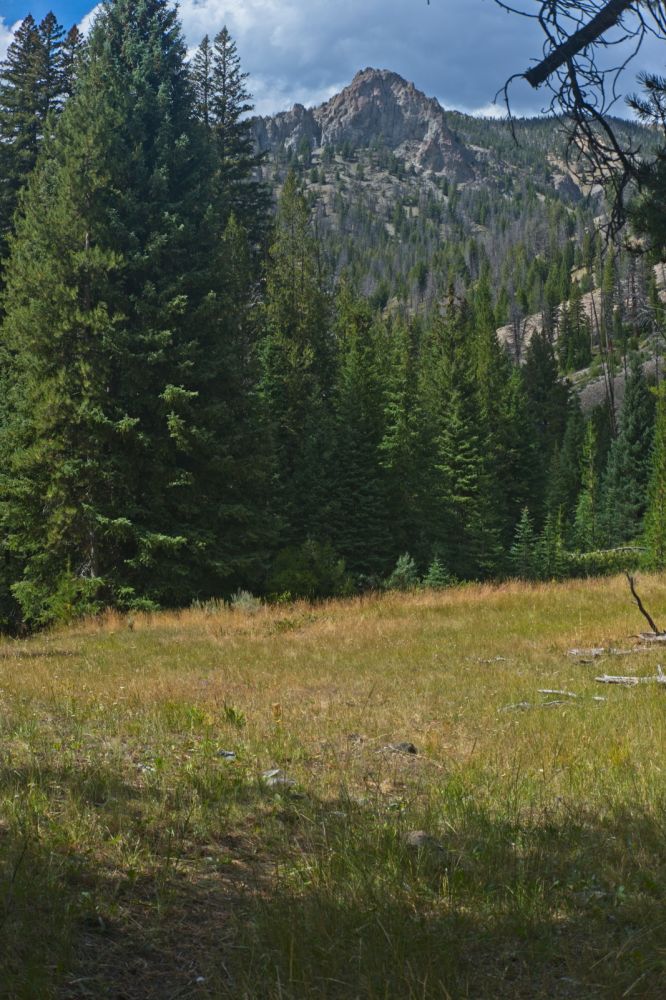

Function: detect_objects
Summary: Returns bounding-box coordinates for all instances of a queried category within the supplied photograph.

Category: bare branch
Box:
[524,0,637,88]
[626,572,661,634]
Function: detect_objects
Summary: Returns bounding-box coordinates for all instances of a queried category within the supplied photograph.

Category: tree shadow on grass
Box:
[203,798,666,1000]
[2,765,665,1000]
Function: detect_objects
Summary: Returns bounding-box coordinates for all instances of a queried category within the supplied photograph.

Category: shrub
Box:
[267,540,352,600]
[12,572,107,628]
[229,589,263,614]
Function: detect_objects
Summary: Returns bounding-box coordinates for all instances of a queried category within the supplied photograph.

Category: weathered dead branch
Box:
[626,573,662,635]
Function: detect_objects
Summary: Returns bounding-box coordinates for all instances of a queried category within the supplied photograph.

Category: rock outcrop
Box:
[253,68,475,181]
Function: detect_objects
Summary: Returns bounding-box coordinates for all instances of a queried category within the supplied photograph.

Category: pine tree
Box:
[377,317,420,558]
[0,12,75,253]
[523,329,570,516]
[193,26,269,248]
[601,356,655,545]
[0,16,43,244]
[536,509,567,580]
[573,420,600,552]
[0,0,265,624]
[644,387,666,569]
[417,301,502,579]
[328,289,392,577]
[259,171,333,548]
[545,398,585,526]
[510,508,537,579]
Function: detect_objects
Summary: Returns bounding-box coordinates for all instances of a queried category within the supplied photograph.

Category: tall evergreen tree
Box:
[510,507,537,579]
[0,0,265,624]
[545,397,585,526]
[601,357,655,545]
[259,171,333,547]
[417,299,502,579]
[523,329,570,518]
[328,289,391,577]
[644,387,666,569]
[192,26,268,248]
[573,420,600,552]
[0,11,75,254]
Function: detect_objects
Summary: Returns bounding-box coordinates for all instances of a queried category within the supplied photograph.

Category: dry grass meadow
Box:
[1,575,665,999]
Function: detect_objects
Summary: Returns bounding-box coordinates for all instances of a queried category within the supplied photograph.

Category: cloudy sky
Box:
[1,0,664,117]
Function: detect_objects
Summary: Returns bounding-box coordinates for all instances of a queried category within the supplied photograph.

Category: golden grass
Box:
[1,575,665,998]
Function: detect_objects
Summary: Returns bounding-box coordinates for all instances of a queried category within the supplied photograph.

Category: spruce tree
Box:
[328,289,391,577]
[510,508,537,579]
[545,398,585,526]
[536,509,567,580]
[0,16,43,245]
[377,317,420,559]
[644,388,666,569]
[193,26,269,248]
[573,420,600,552]
[523,329,570,516]
[0,0,265,623]
[259,171,333,548]
[0,12,74,254]
[417,301,502,579]
[601,356,655,545]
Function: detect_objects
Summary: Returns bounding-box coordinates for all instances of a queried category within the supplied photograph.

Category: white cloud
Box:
[174,0,543,114]
[78,4,102,39]
[2,0,652,120]
[0,17,18,61]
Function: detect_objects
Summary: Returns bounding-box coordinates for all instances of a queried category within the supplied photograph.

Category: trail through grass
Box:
[1,576,665,998]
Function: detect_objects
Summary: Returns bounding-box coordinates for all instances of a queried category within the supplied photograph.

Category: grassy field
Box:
[1,576,665,999]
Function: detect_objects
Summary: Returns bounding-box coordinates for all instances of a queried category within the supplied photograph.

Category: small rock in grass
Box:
[380,741,418,755]
[404,830,443,852]
[261,768,295,789]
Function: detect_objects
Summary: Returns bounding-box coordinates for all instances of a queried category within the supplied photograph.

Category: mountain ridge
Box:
[253,67,475,180]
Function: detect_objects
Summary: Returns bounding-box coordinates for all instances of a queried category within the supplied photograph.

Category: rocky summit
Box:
[253,68,475,180]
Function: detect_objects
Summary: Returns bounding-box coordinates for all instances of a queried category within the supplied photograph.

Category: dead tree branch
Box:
[523,0,637,88]
[626,572,661,634]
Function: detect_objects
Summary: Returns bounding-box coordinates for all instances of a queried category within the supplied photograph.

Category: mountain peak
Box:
[254,69,474,180]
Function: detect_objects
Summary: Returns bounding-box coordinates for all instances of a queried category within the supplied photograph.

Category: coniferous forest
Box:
[1,0,666,632]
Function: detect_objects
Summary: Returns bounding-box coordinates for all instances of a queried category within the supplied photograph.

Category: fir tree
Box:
[601,356,655,545]
[510,508,537,579]
[573,420,600,552]
[644,388,666,569]
[545,398,585,526]
[523,329,570,516]
[0,12,74,253]
[418,301,502,579]
[328,289,392,577]
[0,0,265,623]
[193,26,268,247]
[536,509,567,580]
[259,171,333,547]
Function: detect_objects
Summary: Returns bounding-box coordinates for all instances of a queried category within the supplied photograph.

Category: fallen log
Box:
[595,667,666,687]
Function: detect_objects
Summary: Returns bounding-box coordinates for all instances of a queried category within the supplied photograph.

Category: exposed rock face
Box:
[253,68,475,181]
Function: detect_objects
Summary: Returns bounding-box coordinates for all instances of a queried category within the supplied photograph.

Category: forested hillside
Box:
[1,0,666,632]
